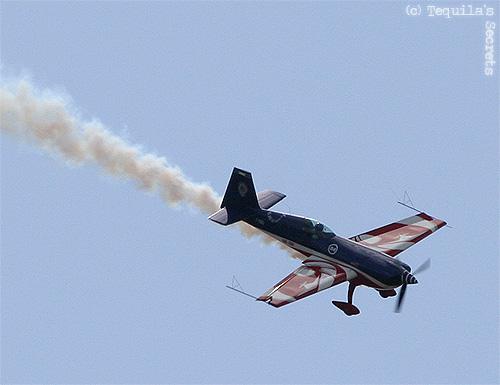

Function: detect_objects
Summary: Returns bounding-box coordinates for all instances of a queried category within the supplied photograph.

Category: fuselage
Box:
[245,209,410,289]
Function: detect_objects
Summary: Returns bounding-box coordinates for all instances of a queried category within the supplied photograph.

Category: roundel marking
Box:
[328,244,338,255]
[238,182,248,197]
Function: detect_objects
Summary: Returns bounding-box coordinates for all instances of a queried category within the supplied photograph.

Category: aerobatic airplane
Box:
[209,168,446,315]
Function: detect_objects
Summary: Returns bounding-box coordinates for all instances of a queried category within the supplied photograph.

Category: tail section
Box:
[209,168,260,226]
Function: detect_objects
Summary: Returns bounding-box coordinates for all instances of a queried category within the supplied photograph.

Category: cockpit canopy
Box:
[306,218,336,236]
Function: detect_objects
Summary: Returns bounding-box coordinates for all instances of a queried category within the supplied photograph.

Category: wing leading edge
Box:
[257,257,357,307]
[350,212,446,257]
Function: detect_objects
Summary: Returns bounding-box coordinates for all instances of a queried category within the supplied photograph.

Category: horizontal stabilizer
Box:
[208,207,231,225]
[257,190,286,209]
[208,189,286,225]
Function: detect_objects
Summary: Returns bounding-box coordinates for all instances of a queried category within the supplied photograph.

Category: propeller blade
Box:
[413,258,431,275]
[395,283,407,313]
[394,259,430,313]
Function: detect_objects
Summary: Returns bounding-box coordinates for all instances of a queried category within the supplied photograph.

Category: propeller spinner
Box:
[395,258,431,313]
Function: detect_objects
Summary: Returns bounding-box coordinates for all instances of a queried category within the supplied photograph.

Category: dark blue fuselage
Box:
[245,209,409,288]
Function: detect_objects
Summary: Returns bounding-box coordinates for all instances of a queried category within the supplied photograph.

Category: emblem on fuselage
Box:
[328,243,339,255]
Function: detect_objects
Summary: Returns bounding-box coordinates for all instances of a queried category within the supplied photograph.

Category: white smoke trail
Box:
[0,78,302,259]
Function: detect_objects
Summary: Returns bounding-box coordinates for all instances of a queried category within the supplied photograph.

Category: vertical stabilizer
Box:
[209,167,260,225]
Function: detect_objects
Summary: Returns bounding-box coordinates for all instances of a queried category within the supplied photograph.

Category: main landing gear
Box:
[332,284,398,315]
[332,282,360,316]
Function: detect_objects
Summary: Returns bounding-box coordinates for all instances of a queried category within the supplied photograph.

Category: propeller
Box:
[395,258,431,313]
[413,258,431,275]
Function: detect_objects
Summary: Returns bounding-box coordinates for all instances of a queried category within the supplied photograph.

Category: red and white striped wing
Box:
[257,258,357,307]
[350,212,446,257]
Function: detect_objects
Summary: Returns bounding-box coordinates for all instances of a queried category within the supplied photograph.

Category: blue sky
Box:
[1,2,498,384]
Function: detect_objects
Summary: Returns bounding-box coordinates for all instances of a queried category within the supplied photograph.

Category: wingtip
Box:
[437,219,447,229]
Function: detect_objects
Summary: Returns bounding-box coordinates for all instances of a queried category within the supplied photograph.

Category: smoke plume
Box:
[0,78,302,259]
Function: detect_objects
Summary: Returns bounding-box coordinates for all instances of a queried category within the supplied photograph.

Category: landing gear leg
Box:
[332,282,361,316]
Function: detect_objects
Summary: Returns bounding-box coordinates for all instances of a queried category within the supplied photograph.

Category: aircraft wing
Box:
[350,212,446,257]
[257,257,357,307]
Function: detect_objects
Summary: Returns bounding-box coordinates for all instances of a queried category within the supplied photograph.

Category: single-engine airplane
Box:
[209,168,446,315]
